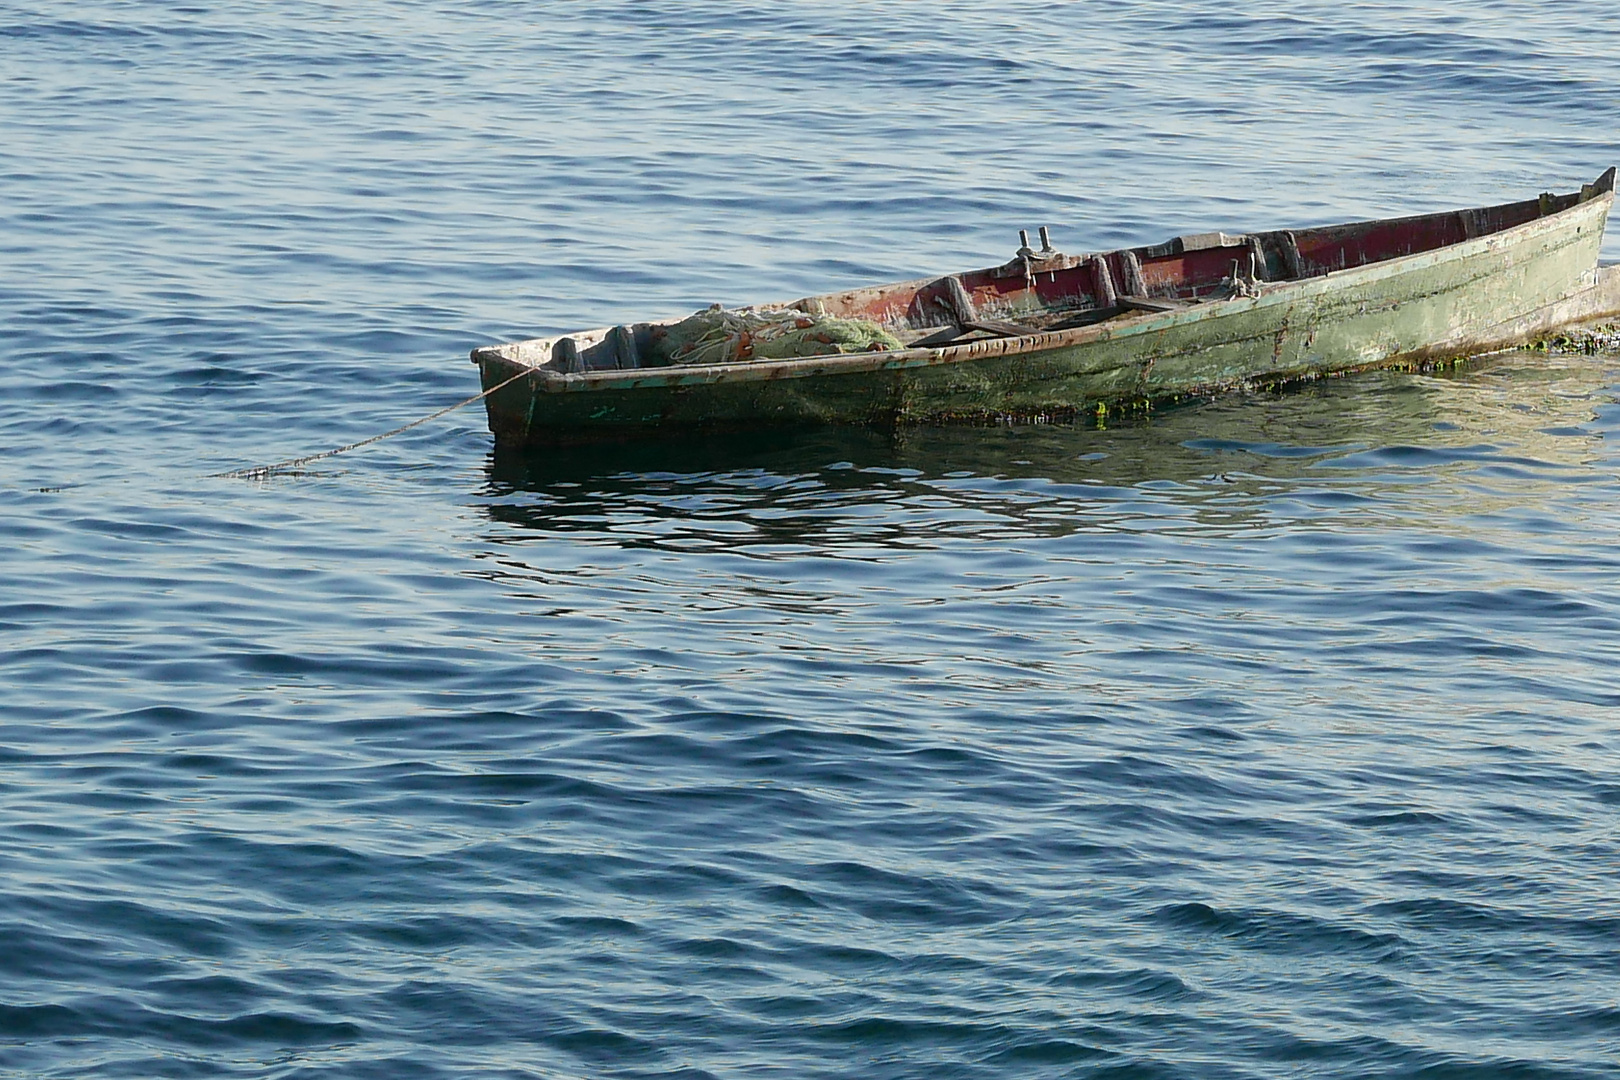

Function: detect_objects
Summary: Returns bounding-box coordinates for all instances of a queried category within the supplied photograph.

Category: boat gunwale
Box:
[472,183,1615,394]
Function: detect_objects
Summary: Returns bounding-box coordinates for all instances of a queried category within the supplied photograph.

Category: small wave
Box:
[1151,902,1408,960]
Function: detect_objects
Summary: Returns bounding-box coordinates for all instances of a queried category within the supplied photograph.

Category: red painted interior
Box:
[812,190,1582,328]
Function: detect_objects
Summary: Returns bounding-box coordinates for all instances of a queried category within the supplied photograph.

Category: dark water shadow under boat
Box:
[470,354,1620,555]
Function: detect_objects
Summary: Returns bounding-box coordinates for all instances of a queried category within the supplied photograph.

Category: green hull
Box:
[474,186,1616,447]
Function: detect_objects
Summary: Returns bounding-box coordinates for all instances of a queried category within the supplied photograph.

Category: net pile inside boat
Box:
[649,307,903,366]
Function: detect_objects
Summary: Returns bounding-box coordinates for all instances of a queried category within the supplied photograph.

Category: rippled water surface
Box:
[4,2,1620,1077]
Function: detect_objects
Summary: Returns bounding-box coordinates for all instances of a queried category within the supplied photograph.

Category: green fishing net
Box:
[648,307,903,366]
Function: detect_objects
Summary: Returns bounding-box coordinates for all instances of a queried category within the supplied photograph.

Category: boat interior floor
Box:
[898,295,1194,347]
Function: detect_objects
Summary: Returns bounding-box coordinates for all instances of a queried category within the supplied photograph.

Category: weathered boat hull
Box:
[474,178,1617,446]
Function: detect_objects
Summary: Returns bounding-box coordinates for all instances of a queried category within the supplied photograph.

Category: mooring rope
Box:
[209,365,536,480]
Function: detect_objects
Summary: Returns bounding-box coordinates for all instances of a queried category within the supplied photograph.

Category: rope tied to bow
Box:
[209,364,534,480]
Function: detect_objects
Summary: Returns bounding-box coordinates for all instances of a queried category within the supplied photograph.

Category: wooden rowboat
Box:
[473,170,1619,446]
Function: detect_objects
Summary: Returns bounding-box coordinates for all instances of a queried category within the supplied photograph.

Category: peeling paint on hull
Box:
[473,184,1617,447]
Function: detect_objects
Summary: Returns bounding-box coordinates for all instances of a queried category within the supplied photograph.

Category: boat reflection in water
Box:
[477,351,1619,554]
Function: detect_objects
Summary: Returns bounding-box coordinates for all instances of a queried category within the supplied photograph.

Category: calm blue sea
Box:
[3,2,1620,1077]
